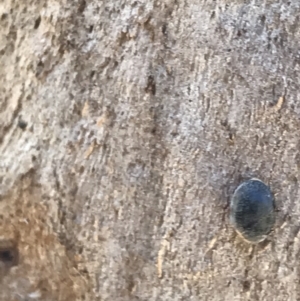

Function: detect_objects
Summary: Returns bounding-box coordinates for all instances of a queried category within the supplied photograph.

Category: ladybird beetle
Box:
[230,178,275,243]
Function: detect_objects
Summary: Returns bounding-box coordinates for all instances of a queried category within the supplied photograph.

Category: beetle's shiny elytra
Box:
[230,178,275,243]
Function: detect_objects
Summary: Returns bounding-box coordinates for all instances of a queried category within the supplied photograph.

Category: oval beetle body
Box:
[230,178,275,243]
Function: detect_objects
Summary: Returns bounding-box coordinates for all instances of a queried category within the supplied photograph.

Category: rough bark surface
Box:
[1,0,300,300]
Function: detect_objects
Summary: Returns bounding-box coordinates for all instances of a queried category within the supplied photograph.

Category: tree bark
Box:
[0,0,299,300]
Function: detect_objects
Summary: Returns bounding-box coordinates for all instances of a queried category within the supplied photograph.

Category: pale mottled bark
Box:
[1,0,300,300]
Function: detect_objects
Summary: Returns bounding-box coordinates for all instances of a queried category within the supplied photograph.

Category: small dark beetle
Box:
[17,119,27,130]
[230,178,275,243]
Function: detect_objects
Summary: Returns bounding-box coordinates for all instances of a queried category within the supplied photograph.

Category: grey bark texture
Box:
[0,0,299,300]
